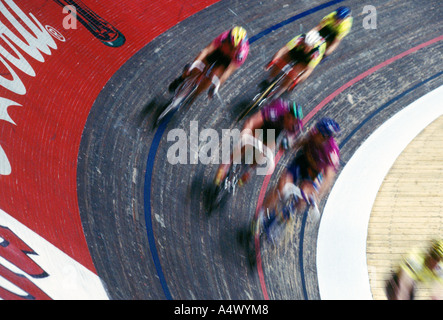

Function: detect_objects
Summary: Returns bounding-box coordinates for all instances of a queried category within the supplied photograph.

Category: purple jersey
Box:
[287,135,340,184]
[260,99,304,139]
[260,99,289,124]
[304,134,340,173]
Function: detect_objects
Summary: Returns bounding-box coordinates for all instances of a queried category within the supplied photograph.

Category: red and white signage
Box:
[0,0,219,300]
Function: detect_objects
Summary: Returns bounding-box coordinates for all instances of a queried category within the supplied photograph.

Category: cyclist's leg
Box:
[260,53,291,91]
[214,162,231,186]
[168,64,190,92]
[196,50,229,98]
[260,170,294,214]
[168,75,184,93]
[266,54,303,94]
[266,55,291,83]
[255,170,294,243]
[318,25,337,58]
[396,270,416,300]
[287,63,306,91]
[205,64,225,98]
[280,153,308,203]
[238,161,257,186]
[169,61,204,92]
[207,56,237,98]
[214,141,246,186]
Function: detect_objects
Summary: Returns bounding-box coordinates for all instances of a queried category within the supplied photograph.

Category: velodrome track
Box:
[0,0,442,300]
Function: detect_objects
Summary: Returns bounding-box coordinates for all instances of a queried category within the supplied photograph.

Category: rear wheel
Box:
[156,77,198,126]
[260,183,302,246]
[210,163,251,212]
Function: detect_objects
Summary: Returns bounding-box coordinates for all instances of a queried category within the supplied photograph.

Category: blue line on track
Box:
[144,0,347,300]
[144,113,174,300]
[249,0,346,44]
[339,70,443,149]
[296,69,443,300]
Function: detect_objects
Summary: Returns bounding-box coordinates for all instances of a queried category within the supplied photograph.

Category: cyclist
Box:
[260,118,341,219]
[263,29,326,94]
[214,98,303,187]
[168,26,249,98]
[386,239,443,300]
[312,6,353,58]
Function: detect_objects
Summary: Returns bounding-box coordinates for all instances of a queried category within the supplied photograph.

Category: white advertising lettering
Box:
[0,0,60,175]
[0,208,109,299]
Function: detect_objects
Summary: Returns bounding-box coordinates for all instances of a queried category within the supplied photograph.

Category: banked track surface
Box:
[76,0,443,299]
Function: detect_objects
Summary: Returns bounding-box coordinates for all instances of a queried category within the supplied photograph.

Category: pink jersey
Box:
[213,30,249,66]
[260,99,290,123]
[305,134,340,173]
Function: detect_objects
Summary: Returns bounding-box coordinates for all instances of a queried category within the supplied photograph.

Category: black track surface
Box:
[77,0,443,299]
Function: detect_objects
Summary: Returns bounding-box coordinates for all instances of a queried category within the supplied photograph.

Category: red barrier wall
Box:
[0,0,219,297]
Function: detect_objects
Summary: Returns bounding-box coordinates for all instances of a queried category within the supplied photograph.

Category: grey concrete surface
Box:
[76,0,443,299]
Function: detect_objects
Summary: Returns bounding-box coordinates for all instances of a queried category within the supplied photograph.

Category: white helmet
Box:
[305,30,322,47]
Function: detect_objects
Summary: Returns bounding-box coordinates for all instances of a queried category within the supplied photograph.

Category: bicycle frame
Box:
[209,133,276,213]
[156,62,217,126]
[238,60,302,122]
[176,62,217,108]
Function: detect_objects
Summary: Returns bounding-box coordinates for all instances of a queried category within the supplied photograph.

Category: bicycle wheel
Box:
[211,163,247,210]
[265,183,303,246]
[156,76,198,126]
[265,73,289,101]
[238,72,286,122]
[155,98,179,127]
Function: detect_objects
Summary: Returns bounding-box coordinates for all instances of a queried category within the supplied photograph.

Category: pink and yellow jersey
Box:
[213,30,249,67]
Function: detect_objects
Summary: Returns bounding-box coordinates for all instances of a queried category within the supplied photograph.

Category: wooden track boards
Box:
[368,116,443,300]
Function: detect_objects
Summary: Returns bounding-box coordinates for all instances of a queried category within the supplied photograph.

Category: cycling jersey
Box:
[261,99,289,124]
[287,133,340,184]
[400,249,443,284]
[318,12,353,42]
[285,34,326,69]
[213,30,249,67]
[260,99,302,143]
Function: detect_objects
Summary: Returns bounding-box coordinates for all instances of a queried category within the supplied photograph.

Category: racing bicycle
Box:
[155,62,217,127]
[207,133,275,214]
[237,60,304,122]
[246,183,320,267]
[207,118,304,214]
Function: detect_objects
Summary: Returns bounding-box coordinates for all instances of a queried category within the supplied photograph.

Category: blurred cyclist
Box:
[214,98,303,187]
[263,29,326,93]
[260,117,341,216]
[312,6,353,58]
[169,26,249,98]
[386,239,443,300]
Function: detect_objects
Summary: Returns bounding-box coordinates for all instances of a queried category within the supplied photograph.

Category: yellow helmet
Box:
[429,239,443,259]
[229,26,247,47]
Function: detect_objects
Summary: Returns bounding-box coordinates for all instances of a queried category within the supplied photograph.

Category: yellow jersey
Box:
[285,34,326,69]
[319,12,353,41]
[400,249,443,284]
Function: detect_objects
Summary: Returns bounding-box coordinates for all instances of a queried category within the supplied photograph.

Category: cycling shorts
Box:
[286,151,314,184]
[206,49,232,69]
